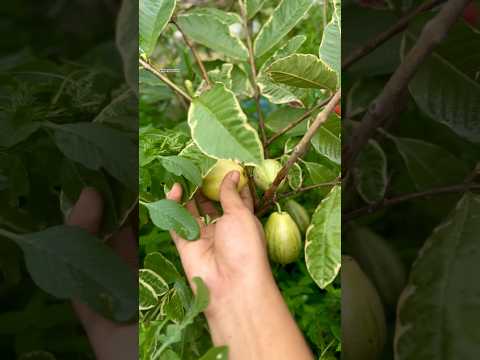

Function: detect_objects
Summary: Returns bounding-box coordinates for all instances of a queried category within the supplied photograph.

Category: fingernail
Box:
[230,171,240,182]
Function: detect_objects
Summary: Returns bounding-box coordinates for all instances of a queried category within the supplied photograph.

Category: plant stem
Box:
[172,20,211,88]
[266,96,332,147]
[0,228,23,242]
[256,90,341,216]
[342,0,446,70]
[240,2,268,154]
[139,59,192,103]
[246,167,260,210]
[342,0,470,175]
[278,180,341,200]
[344,183,480,222]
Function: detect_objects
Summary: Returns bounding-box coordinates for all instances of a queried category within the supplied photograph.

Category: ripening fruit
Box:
[335,104,341,116]
[253,159,285,191]
[201,159,248,201]
[264,211,302,265]
[342,256,386,360]
[284,199,310,234]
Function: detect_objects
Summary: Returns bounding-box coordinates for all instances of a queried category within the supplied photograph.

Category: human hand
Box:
[67,188,137,360]
[167,171,313,360]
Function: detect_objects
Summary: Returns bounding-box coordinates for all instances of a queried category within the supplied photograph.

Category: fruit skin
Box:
[284,199,310,234]
[253,159,285,191]
[201,160,248,201]
[342,256,386,360]
[345,225,406,312]
[334,104,341,116]
[264,211,302,265]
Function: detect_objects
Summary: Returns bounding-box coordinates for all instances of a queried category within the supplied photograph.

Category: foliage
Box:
[0,0,137,358]
[139,0,341,358]
[343,1,480,358]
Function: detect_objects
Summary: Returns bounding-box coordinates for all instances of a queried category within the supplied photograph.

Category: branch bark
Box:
[139,59,192,103]
[266,96,332,147]
[256,90,341,216]
[344,183,480,222]
[172,20,211,88]
[342,0,446,70]
[342,0,471,175]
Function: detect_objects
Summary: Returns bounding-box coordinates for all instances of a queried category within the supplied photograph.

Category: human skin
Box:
[166,171,314,360]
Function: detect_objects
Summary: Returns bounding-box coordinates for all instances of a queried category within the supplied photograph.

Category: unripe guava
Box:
[284,199,310,234]
[253,159,285,191]
[264,211,302,265]
[201,160,247,201]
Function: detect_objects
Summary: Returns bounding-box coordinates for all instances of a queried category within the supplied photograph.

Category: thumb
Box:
[220,171,246,214]
[66,187,103,234]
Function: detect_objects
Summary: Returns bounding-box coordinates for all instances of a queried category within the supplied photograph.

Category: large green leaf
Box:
[188,84,263,165]
[159,156,202,186]
[116,0,138,91]
[305,185,341,289]
[387,133,468,191]
[139,0,176,56]
[319,0,341,76]
[0,115,40,148]
[6,226,137,321]
[48,122,138,191]
[266,54,337,90]
[405,19,480,142]
[302,161,338,196]
[139,269,168,297]
[139,278,157,310]
[310,113,341,165]
[254,0,314,57]
[176,14,248,61]
[353,140,387,204]
[395,193,480,359]
[246,0,266,19]
[144,252,181,284]
[265,107,310,137]
[178,142,217,177]
[143,199,200,241]
[187,8,241,25]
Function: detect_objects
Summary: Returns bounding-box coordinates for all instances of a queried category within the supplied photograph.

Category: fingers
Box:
[67,187,103,235]
[220,171,247,214]
[240,185,254,213]
[107,226,138,271]
[195,191,220,218]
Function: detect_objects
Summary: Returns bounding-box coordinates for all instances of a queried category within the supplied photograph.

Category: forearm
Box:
[205,275,314,360]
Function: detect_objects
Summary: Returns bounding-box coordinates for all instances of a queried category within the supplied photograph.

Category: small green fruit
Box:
[284,199,310,234]
[264,211,302,265]
[342,256,386,360]
[201,160,247,201]
[253,159,285,191]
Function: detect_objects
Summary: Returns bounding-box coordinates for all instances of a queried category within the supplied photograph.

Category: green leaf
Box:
[143,199,200,241]
[246,0,266,19]
[161,289,184,322]
[254,0,314,57]
[257,76,305,107]
[8,225,137,321]
[280,155,303,191]
[160,156,202,186]
[139,278,157,310]
[94,88,137,134]
[310,113,341,165]
[116,0,138,91]
[144,252,181,284]
[387,133,468,191]
[405,19,480,142]
[305,186,341,289]
[353,140,387,204]
[139,269,168,297]
[395,193,480,359]
[176,14,248,61]
[319,0,341,76]
[0,115,40,148]
[199,346,229,360]
[303,161,338,196]
[265,107,310,137]
[187,8,242,25]
[50,122,138,191]
[188,84,264,165]
[139,0,176,56]
[266,54,337,90]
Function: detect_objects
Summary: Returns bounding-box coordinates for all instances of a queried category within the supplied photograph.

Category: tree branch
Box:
[172,20,211,88]
[239,2,268,153]
[266,96,332,147]
[344,183,480,222]
[278,179,341,200]
[342,0,446,70]
[256,90,341,216]
[139,59,192,103]
[342,0,471,175]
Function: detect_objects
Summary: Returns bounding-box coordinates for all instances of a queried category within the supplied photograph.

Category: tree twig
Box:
[278,179,341,200]
[239,2,268,153]
[342,0,446,70]
[342,0,471,175]
[256,90,341,216]
[344,183,480,222]
[172,20,211,88]
[139,59,192,102]
[266,96,332,147]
